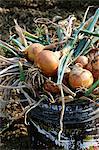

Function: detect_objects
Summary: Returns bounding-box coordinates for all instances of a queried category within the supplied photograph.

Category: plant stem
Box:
[85,80,99,96]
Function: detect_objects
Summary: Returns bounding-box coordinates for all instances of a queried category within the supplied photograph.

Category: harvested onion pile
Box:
[0,8,98,112]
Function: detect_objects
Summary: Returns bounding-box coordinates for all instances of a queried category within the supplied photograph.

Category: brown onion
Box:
[92,69,99,81]
[92,55,99,71]
[75,55,88,67]
[44,81,60,94]
[36,50,59,76]
[85,61,93,72]
[69,64,94,88]
[92,56,99,80]
[23,43,44,62]
[23,42,71,64]
[74,63,83,68]
[62,68,71,85]
[89,48,99,58]
[86,55,99,80]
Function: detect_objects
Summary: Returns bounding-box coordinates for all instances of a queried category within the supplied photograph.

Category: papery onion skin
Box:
[92,56,99,71]
[92,56,99,80]
[86,55,99,80]
[23,43,44,62]
[93,87,99,95]
[75,56,88,67]
[44,81,60,94]
[85,61,93,72]
[62,68,71,86]
[36,50,59,77]
[92,70,99,80]
[69,65,94,88]
[74,63,83,68]
[89,48,99,57]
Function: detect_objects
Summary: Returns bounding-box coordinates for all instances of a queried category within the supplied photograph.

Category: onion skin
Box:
[69,65,94,89]
[75,56,88,67]
[86,55,99,80]
[93,87,99,95]
[23,43,44,62]
[91,56,99,80]
[89,48,99,56]
[63,73,69,86]
[62,68,71,85]
[85,61,93,72]
[36,50,59,77]
[74,63,83,68]
[92,70,99,81]
[44,81,60,94]
[92,56,99,71]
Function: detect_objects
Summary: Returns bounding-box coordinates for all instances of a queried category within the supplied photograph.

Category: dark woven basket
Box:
[27,99,99,149]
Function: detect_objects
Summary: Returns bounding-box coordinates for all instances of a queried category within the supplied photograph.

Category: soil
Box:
[0,2,98,150]
[0,5,96,41]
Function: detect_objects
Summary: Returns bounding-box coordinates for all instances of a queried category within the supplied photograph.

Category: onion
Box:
[36,50,59,76]
[75,55,88,67]
[92,70,99,81]
[74,63,83,68]
[44,81,60,94]
[86,55,99,80]
[92,55,99,71]
[63,67,71,85]
[23,43,44,62]
[85,61,93,72]
[23,41,71,64]
[89,48,99,57]
[69,64,94,88]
